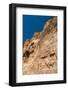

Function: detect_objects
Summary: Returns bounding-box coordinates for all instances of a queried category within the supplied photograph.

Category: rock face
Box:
[23,16,57,75]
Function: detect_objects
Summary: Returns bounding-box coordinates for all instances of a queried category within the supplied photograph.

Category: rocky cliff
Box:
[23,16,57,75]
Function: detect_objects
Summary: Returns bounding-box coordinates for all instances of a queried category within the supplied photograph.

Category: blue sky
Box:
[23,15,53,42]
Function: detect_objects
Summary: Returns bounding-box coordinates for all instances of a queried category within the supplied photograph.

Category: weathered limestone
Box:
[23,17,57,75]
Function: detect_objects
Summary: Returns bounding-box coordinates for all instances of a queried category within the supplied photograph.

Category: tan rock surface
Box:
[23,17,57,75]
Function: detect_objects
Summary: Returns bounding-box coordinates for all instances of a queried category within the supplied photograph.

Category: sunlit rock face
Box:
[23,17,57,75]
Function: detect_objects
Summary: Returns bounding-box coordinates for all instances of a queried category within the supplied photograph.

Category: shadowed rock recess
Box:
[23,16,57,75]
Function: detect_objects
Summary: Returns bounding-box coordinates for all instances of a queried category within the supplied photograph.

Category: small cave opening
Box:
[50,52,55,57]
[23,51,30,58]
